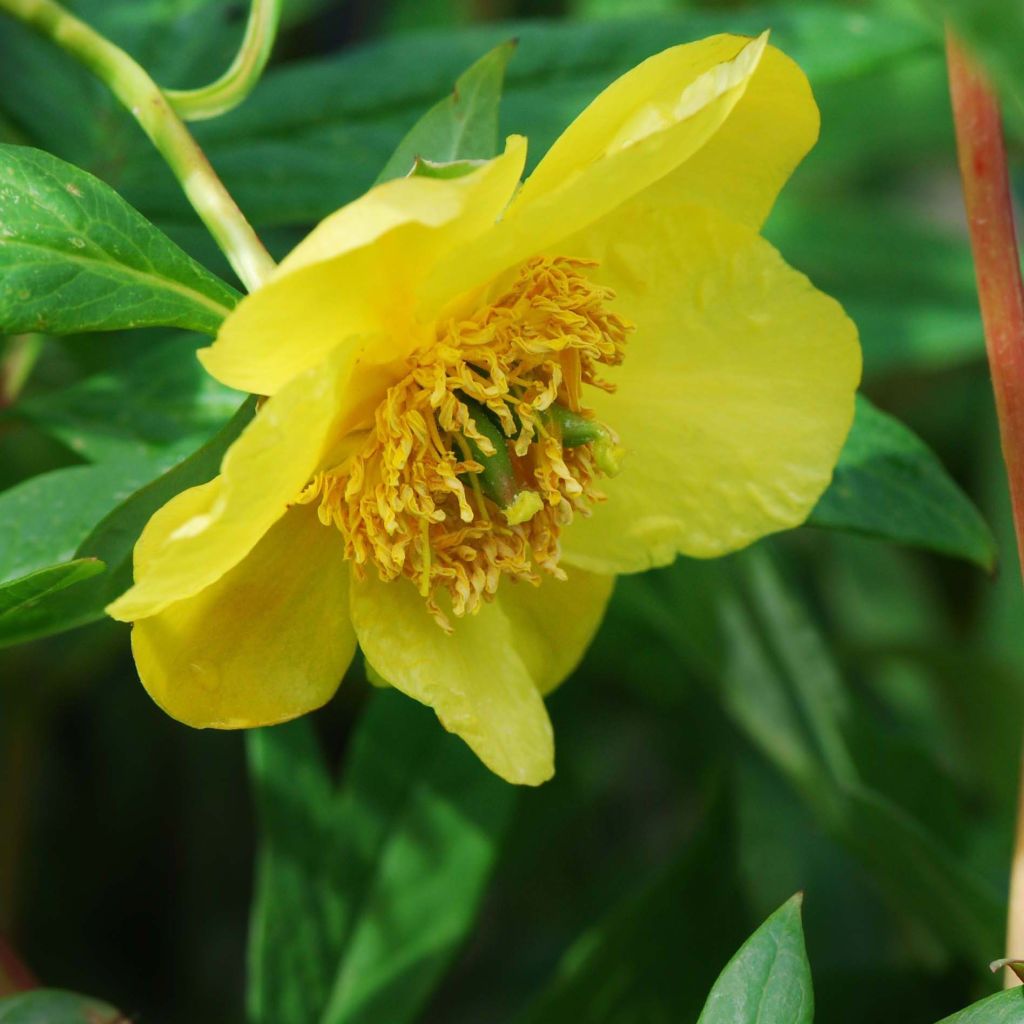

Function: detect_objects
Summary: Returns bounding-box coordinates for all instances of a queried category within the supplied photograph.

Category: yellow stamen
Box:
[300,255,633,628]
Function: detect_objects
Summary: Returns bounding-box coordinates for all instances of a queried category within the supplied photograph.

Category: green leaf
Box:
[697,895,813,1024]
[620,549,1005,965]
[0,558,106,648]
[937,990,1024,1023]
[17,332,243,466]
[0,458,164,585]
[0,145,238,335]
[767,199,982,378]
[247,690,516,1024]
[100,7,929,234]
[809,395,996,570]
[0,989,123,1022]
[515,797,747,1024]
[0,397,255,648]
[375,40,515,184]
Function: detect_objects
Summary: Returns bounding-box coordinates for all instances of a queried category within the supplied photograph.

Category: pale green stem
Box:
[165,0,282,121]
[0,0,276,292]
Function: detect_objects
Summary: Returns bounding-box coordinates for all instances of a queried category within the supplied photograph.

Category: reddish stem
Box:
[947,32,1024,985]
[947,33,1024,573]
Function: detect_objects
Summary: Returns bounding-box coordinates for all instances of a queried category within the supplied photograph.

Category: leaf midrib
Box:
[1,237,234,324]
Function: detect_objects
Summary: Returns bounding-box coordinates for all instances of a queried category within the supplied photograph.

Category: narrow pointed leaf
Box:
[247,690,516,1024]
[375,39,515,184]
[0,558,105,648]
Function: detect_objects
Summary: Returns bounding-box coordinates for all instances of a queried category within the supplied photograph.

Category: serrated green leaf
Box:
[0,397,254,648]
[375,40,515,184]
[809,395,996,570]
[248,690,516,1024]
[0,145,238,335]
[18,332,243,465]
[0,989,123,1023]
[698,895,813,1024]
[937,989,1024,1023]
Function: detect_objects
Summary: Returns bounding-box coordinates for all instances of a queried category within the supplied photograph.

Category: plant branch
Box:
[947,30,1024,987]
[165,0,282,121]
[0,0,276,292]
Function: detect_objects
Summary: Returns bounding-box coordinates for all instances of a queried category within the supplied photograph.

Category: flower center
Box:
[300,255,632,629]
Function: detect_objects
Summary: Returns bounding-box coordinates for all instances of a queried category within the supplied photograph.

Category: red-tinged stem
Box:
[0,936,37,995]
[947,32,1024,986]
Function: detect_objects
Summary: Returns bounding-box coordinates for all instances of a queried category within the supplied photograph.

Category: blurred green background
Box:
[1,0,1022,1021]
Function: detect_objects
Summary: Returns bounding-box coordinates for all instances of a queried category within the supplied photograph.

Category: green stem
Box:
[165,0,282,121]
[0,0,276,292]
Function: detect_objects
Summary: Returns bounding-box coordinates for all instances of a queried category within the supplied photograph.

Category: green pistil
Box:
[546,402,624,477]
[460,397,543,524]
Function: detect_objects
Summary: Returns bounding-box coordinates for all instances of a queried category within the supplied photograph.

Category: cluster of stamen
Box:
[299,255,632,629]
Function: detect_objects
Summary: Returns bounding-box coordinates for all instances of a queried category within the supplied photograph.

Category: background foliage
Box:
[1,0,1024,1021]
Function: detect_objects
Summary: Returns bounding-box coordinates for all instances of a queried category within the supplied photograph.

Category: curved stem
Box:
[0,0,275,292]
[165,0,282,122]
[946,32,1024,987]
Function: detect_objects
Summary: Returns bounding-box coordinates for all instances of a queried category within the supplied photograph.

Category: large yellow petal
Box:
[497,570,614,696]
[423,34,768,313]
[350,574,554,785]
[108,343,364,622]
[626,42,817,231]
[132,506,355,728]
[559,200,860,573]
[199,137,527,396]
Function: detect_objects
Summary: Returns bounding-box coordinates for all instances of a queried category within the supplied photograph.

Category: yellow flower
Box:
[108,33,860,785]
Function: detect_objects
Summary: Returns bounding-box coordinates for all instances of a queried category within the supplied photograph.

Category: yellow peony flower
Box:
[108,33,860,785]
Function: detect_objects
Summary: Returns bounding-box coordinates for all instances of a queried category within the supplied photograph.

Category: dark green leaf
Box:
[106,7,931,233]
[0,558,105,647]
[0,989,124,1023]
[0,397,254,648]
[375,40,515,184]
[809,395,996,570]
[0,145,238,335]
[18,332,242,465]
[248,690,516,1024]
[515,797,746,1024]
[697,895,813,1024]
[937,989,1024,1024]
[623,549,1005,964]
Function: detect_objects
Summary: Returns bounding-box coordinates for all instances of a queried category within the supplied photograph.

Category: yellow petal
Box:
[560,199,861,573]
[132,506,355,728]
[108,343,363,622]
[350,574,554,785]
[423,34,767,312]
[632,43,817,231]
[199,137,527,395]
[497,570,614,696]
